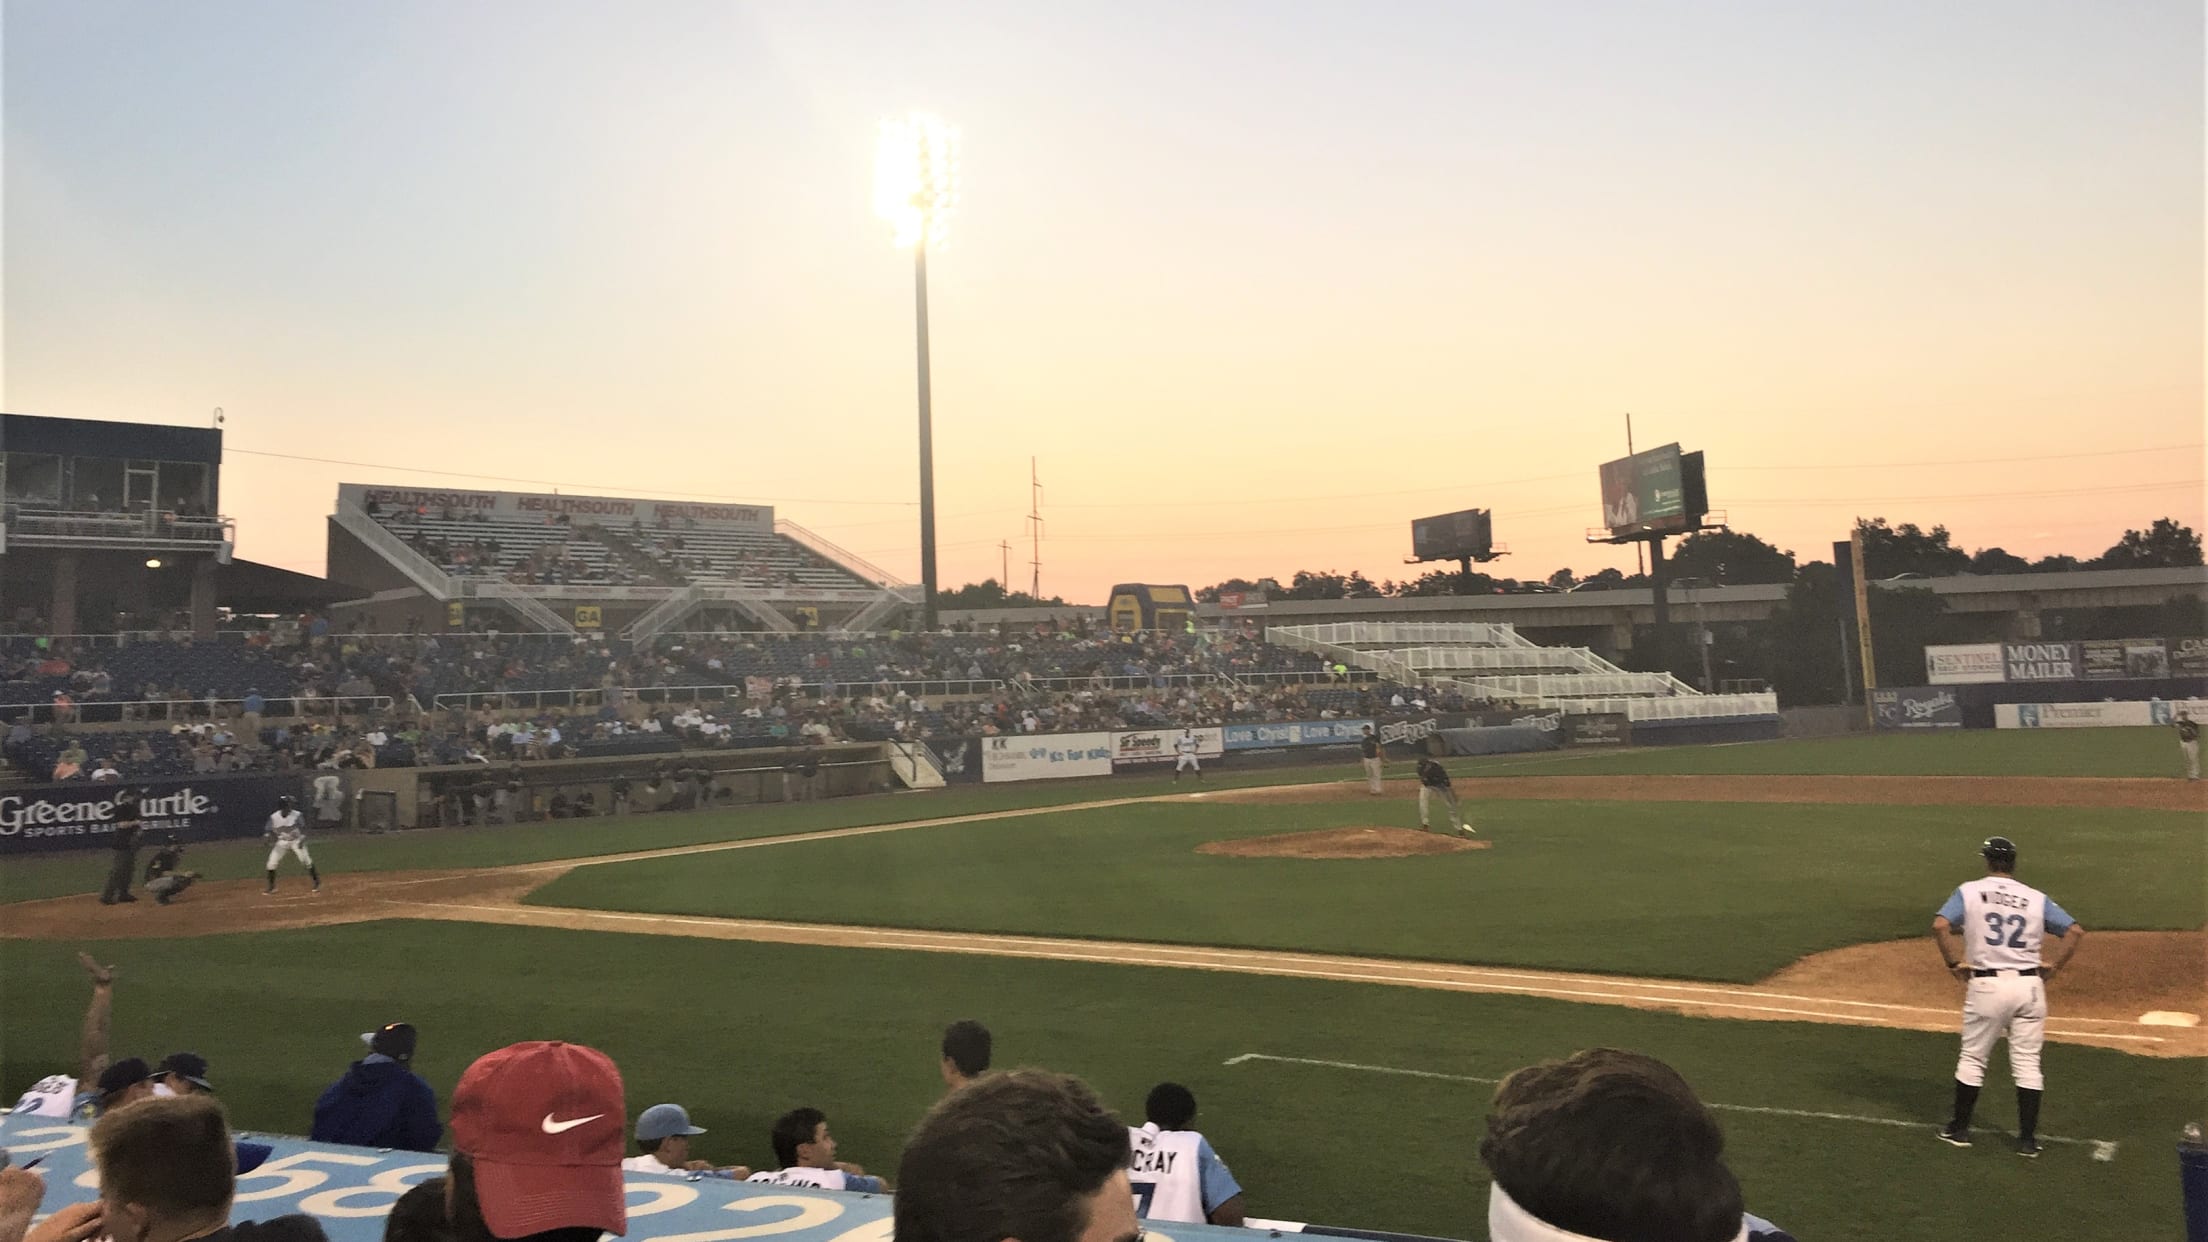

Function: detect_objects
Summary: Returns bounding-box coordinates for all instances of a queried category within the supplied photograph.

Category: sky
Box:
[4,0,2202,602]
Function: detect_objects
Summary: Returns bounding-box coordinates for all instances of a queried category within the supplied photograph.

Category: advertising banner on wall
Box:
[1871,687,1964,731]
[1377,716,1457,750]
[1563,712,1633,746]
[1110,727,1224,766]
[925,737,983,783]
[1994,699,2208,729]
[2080,638,2172,680]
[2173,637,2208,678]
[1925,644,2005,684]
[2002,642,2081,682]
[1221,720,1376,750]
[981,732,1114,782]
[0,774,305,856]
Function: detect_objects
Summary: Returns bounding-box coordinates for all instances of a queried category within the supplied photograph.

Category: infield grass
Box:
[0,924,2192,1242]
[530,798,2205,981]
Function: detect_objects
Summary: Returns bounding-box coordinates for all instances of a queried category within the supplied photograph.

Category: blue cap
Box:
[636,1103,707,1142]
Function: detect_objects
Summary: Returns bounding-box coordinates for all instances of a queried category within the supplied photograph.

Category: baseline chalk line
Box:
[1222,1053,2120,1156]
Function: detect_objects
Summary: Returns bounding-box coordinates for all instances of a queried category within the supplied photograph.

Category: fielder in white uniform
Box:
[1172,729,1203,782]
[1930,836,2083,1157]
[264,795,322,894]
[1126,1083,1245,1227]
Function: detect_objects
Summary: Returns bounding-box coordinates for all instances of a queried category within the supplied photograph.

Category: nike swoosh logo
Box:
[541,1113,604,1134]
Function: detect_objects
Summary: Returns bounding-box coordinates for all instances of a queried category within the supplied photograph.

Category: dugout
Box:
[1107,583,1196,632]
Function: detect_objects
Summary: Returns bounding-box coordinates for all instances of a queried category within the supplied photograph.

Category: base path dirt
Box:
[3,779,2199,1058]
[1197,826,1489,858]
[1207,774,2208,810]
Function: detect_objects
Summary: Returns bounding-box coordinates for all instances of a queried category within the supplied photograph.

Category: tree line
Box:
[1194,516,2203,602]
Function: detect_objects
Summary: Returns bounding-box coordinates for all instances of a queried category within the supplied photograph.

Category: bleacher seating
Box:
[365,505,873,592]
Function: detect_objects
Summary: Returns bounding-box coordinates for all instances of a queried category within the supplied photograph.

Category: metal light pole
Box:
[876,113,960,631]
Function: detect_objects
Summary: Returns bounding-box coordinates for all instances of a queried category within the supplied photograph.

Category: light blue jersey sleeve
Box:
[2043,897,2076,936]
[1195,1137,1243,1213]
[1936,888,1965,924]
[845,1174,888,1195]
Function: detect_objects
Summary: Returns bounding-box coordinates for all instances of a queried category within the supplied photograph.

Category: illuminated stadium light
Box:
[876,111,960,629]
[874,112,960,251]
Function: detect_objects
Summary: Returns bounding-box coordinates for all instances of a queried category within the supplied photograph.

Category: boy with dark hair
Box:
[938,1020,992,1092]
[746,1109,886,1193]
[896,1070,1137,1242]
[1128,1084,1244,1227]
[1478,1048,1793,1242]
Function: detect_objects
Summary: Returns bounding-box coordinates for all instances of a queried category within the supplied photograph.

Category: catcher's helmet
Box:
[277,795,296,810]
[1980,836,2018,868]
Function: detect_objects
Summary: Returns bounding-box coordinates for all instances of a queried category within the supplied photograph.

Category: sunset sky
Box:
[5,0,2201,602]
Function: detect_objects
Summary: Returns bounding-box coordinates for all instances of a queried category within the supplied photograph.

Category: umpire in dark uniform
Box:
[98,789,144,905]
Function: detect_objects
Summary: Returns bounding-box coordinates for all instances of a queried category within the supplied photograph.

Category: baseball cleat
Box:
[1459,826,1477,836]
[1936,1126,1972,1148]
[2015,1137,2041,1158]
[262,889,276,897]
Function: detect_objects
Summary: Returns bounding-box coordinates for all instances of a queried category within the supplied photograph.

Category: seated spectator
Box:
[152,1052,215,1097]
[746,1108,886,1193]
[1478,1048,1795,1242]
[1127,1084,1244,1227]
[382,1178,451,1242]
[64,1094,325,1242]
[448,1041,626,1242]
[89,758,122,783]
[621,1104,747,1179]
[895,1069,1138,1242]
[939,1019,992,1092]
[311,1023,441,1152]
[1,1164,43,1242]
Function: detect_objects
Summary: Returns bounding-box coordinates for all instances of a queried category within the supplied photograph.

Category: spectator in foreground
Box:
[448,1041,626,1242]
[939,1019,992,1093]
[745,1108,886,1193]
[312,1023,441,1152]
[152,1052,215,1097]
[895,1069,1137,1242]
[382,1178,451,1242]
[7,954,121,1120]
[43,1095,326,1242]
[1478,1048,1795,1242]
[1128,1084,1244,1227]
[621,1105,747,1179]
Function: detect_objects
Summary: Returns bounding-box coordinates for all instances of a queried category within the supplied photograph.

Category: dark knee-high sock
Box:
[1950,1081,1981,1130]
[309,865,321,884]
[2016,1088,2041,1139]
[265,869,276,889]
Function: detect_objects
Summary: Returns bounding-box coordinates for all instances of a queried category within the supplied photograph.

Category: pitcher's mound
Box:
[1198,826,1490,859]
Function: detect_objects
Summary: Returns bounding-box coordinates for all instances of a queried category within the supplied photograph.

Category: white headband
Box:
[1488,1183,1748,1242]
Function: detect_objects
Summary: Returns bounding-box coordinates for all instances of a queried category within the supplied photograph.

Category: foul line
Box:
[1221,1054,2122,1158]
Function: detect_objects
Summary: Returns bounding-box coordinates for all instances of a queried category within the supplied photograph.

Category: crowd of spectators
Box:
[0,959,1797,1242]
[0,620,1522,786]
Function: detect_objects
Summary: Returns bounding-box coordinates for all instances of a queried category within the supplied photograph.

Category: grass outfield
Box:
[529,798,2206,981]
[0,926,2194,1242]
[1,730,2183,906]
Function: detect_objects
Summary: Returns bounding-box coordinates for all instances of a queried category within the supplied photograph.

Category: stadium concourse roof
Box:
[217,558,351,611]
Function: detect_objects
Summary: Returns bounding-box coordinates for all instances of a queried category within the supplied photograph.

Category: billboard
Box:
[1925,643,2006,685]
[981,733,1114,782]
[1871,687,1964,731]
[1221,720,1375,750]
[0,774,305,856]
[2003,642,2080,682]
[1597,444,1708,537]
[1110,727,1224,766]
[1409,508,1494,563]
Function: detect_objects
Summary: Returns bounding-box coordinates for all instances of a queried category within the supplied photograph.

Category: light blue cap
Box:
[636,1103,707,1142]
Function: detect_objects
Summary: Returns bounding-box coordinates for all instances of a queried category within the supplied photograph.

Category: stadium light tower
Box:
[875,111,960,630]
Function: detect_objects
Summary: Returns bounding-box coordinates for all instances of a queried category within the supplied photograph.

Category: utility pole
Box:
[1027,457,1044,600]
[1000,540,1011,591]
[1628,412,1644,580]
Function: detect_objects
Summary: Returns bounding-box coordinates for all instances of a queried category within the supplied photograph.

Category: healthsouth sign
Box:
[338,483,774,531]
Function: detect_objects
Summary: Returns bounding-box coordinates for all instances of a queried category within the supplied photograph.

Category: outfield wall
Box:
[1994,699,2208,729]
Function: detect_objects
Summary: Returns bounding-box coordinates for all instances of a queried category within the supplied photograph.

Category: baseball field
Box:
[2,728,2203,1241]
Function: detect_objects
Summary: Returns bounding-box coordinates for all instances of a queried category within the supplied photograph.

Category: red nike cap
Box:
[451,1041,627,1239]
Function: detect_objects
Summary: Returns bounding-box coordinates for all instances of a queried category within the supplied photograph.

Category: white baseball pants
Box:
[1362,757,1384,793]
[1175,755,1199,773]
[2183,738,2199,780]
[1418,785,1462,830]
[267,838,314,870]
[1954,973,2045,1090]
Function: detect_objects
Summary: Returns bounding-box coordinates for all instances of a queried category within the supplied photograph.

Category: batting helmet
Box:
[1980,836,2018,868]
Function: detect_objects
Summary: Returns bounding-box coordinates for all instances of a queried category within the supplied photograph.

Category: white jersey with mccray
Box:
[1128,1124,1206,1223]
[1941,875,2072,971]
